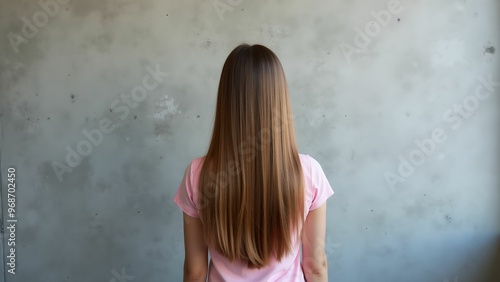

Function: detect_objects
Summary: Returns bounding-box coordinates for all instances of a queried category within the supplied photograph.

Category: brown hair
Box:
[198,43,304,269]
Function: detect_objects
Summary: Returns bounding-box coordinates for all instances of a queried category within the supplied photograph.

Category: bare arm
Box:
[301,202,328,282]
[182,212,208,282]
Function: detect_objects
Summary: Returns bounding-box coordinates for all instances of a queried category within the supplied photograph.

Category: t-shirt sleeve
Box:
[173,161,200,218]
[309,156,334,210]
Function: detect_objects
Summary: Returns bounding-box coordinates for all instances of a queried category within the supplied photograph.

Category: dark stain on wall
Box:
[445,215,452,224]
[154,122,172,137]
[87,31,115,53]
[484,45,495,55]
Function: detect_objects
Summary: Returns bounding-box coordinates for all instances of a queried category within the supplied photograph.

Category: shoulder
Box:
[298,153,327,188]
[298,153,321,171]
[298,153,313,184]
[184,156,206,182]
[190,156,206,171]
[300,153,324,167]
[298,153,310,165]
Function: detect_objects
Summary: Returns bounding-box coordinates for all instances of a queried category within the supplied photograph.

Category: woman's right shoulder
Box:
[298,153,317,169]
[299,153,323,170]
[298,153,310,164]
[298,153,313,183]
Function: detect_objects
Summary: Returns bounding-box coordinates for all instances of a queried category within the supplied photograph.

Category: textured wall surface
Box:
[1,0,499,281]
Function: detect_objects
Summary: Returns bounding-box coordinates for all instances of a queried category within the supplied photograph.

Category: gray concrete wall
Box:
[1,0,499,281]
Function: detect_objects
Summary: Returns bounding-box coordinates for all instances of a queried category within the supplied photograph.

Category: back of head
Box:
[199,43,304,269]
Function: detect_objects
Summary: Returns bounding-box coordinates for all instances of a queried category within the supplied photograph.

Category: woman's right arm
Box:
[301,202,328,282]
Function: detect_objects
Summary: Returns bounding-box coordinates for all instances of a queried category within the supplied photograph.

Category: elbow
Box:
[184,274,206,282]
[302,255,328,281]
[183,266,207,282]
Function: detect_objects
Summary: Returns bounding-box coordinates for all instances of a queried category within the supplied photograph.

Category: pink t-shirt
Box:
[173,153,334,282]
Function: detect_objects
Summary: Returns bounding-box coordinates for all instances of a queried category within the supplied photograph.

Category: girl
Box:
[174,43,334,281]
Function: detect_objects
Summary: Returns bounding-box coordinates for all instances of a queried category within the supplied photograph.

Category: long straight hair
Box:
[198,43,304,269]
